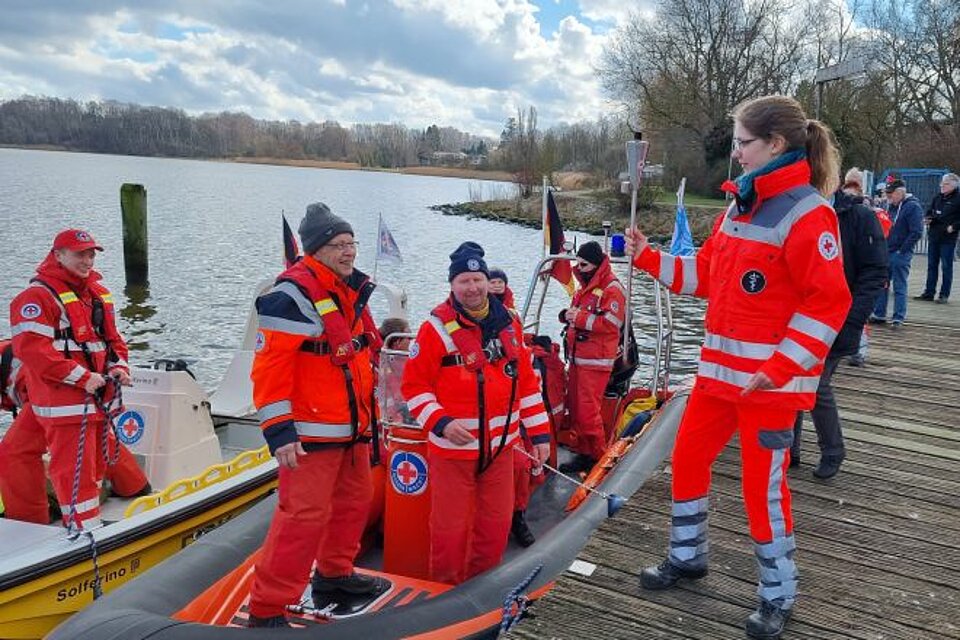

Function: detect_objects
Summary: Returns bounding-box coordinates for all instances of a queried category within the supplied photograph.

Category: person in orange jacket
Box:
[8,230,135,531]
[558,241,626,473]
[401,242,551,585]
[0,339,148,524]
[246,203,383,628]
[627,96,852,639]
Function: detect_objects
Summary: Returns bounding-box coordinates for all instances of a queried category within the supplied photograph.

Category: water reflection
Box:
[120,283,163,352]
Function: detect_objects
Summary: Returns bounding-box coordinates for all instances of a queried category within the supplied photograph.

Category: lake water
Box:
[0,148,704,399]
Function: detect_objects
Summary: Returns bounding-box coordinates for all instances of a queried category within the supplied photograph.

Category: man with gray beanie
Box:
[247,202,384,627]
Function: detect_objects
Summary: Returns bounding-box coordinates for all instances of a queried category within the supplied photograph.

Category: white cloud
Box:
[0,1,627,135]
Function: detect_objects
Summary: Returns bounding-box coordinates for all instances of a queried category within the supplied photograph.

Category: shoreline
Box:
[433,192,723,242]
[0,145,515,183]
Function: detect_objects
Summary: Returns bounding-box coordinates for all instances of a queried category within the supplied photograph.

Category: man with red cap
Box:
[0,336,148,524]
[558,241,626,473]
[8,229,134,530]
[402,241,551,584]
[246,203,382,628]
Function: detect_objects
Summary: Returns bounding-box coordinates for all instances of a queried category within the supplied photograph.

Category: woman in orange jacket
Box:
[627,96,851,640]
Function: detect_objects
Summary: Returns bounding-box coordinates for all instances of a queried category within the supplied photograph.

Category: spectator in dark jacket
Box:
[793,168,888,479]
[916,173,960,303]
[870,179,923,327]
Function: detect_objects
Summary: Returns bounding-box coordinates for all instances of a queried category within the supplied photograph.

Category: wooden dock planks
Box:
[509,266,960,639]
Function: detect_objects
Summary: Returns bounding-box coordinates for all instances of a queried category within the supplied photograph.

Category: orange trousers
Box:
[0,404,149,526]
[248,444,373,618]
[566,366,611,460]
[429,450,513,585]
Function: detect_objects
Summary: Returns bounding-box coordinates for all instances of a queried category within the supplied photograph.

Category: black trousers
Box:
[792,355,845,458]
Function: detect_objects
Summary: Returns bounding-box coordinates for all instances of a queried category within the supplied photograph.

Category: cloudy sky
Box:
[0,1,653,137]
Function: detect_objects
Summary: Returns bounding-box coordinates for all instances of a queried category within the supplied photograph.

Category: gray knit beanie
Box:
[299,202,354,254]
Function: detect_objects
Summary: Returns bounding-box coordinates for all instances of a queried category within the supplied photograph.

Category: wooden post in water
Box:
[120,183,149,285]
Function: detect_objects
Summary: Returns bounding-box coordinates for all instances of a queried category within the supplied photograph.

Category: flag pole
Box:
[624,136,649,359]
[541,175,548,258]
[373,212,381,283]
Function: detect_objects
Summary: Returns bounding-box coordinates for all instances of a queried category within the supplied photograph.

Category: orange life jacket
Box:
[252,256,379,453]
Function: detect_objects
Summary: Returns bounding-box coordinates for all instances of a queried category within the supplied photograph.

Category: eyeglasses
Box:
[732,137,759,151]
[326,241,360,252]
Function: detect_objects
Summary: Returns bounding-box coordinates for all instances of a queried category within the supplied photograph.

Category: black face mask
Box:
[575,266,594,285]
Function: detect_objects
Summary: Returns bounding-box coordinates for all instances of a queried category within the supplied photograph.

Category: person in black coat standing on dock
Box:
[792,168,888,479]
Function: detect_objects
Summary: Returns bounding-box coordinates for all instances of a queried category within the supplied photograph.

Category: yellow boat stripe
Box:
[59,292,79,304]
[444,320,460,333]
[101,293,113,304]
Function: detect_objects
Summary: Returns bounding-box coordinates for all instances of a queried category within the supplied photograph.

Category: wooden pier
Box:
[511,257,960,639]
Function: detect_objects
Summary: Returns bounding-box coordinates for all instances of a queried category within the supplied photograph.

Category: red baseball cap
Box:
[52,229,104,252]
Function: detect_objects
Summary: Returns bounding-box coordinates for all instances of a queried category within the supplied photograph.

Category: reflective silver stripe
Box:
[61,496,100,514]
[33,404,89,418]
[602,312,623,329]
[272,281,324,325]
[584,313,597,331]
[703,332,777,360]
[63,365,87,385]
[294,421,353,438]
[697,362,820,394]
[452,414,520,429]
[522,411,549,428]
[754,535,798,608]
[258,400,292,422]
[788,313,837,347]
[79,515,103,530]
[551,403,565,415]
[428,429,520,451]
[776,338,819,370]
[672,496,709,517]
[720,192,826,247]
[606,280,626,295]
[110,358,129,369]
[572,356,615,368]
[405,392,437,411]
[11,321,56,338]
[767,448,788,539]
[519,393,541,409]
[416,402,444,426]
[427,316,457,353]
[52,339,107,352]
[659,252,675,286]
[258,315,319,336]
[679,256,699,294]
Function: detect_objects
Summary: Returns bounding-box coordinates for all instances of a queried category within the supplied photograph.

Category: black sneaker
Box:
[936,297,949,304]
[914,293,934,301]
[247,614,292,628]
[511,510,536,547]
[745,600,792,639]
[812,453,844,479]
[312,571,378,595]
[639,558,707,590]
[867,315,887,324]
[558,453,596,474]
[788,452,800,469]
[847,355,865,367]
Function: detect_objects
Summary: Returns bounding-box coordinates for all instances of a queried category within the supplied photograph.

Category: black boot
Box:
[511,510,536,547]
[247,614,292,628]
[558,453,596,474]
[745,600,791,639]
[312,571,378,595]
[812,453,844,479]
[639,558,707,590]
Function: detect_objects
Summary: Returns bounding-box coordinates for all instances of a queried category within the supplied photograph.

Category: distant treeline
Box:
[0,96,493,168]
[0,96,635,196]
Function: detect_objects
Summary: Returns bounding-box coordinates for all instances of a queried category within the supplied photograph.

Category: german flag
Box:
[544,189,576,297]
[282,214,301,268]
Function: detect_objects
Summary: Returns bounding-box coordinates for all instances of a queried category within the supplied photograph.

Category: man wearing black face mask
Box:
[558,241,626,473]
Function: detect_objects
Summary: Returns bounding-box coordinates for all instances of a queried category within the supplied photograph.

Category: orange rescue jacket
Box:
[252,255,380,453]
[401,296,550,463]
[10,254,129,426]
[564,257,626,370]
[633,159,852,410]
